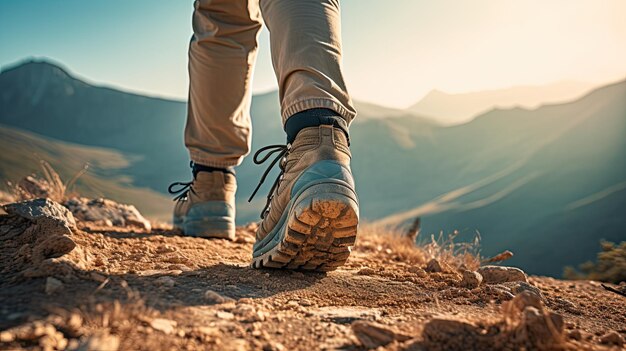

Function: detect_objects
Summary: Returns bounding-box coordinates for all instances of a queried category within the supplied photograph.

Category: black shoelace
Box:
[248,143,291,218]
[168,180,194,201]
[168,161,195,201]
[168,162,236,201]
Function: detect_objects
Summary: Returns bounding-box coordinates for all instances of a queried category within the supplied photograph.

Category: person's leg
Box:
[260,0,356,129]
[250,0,358,271]
[186,0,263,167]
[172,0,262,239]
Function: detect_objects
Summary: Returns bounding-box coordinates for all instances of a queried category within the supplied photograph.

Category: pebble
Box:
[45,277,64,295]
[216,311,235,320]
[154,276,175,288]
[150,318,177,335]
[460,270,482,289]
[425,259,442,273]
[357,267,375,275]
[78,331,120,351]
[477,265,527,284]
[351,320,410,349]
[567,329,582,341]
[408,266,427,277]
[600,331,624,346]
[204,290,234,304]
[503,281,542,299]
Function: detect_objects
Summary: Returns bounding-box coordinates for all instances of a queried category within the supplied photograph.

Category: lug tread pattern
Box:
[251,196,358,272]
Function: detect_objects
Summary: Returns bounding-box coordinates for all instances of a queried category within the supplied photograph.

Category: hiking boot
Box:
[169,167,236,240]
[249,125,359,271]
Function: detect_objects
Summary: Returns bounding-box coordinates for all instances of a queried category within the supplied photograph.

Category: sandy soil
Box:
[1,214,624,351]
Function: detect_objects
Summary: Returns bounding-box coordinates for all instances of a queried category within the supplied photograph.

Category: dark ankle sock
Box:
[285,108,350,144]
[192,163,235,178]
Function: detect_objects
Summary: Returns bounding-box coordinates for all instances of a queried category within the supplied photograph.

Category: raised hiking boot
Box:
[169,166,236,240]
[248,125,359,271]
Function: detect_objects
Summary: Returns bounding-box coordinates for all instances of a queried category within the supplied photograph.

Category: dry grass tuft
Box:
[357,225,481,270]
[357,224,428,265]
[418,229,481,271]
[8,160,87,203]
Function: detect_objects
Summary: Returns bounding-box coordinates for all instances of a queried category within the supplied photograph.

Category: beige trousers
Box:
[185,0,356,168]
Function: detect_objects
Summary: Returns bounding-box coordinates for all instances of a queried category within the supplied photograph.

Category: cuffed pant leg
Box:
[259,0,356,125]
[186,0,262,167]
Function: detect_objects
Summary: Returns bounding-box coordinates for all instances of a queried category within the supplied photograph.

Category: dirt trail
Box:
[1,213,625,350]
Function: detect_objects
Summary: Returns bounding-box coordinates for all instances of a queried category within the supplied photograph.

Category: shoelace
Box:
[168,161,196,201]
[248,143,291,218]
[168,180,195,201]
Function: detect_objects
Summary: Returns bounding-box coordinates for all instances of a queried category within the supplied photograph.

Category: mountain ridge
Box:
[1,58,624,276]
[409,80,601,125]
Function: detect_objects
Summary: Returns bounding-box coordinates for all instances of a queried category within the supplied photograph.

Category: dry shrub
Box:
[357,225,481,270]
[357,224,428,265]
[9,160,87,203]
[418,230,481,271]
[564,240,626,284]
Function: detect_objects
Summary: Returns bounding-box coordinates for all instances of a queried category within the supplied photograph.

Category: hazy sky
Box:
[1,0,625,108]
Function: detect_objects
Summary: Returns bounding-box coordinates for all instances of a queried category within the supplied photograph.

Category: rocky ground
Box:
[0,198,625,351]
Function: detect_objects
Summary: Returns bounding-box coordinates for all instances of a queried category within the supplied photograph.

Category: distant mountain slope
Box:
[0,124,171,220]
[1,58,624,276]
[409,81,596,125]
[0,59,433,221]
[377,80,626,276]
[0,59,190,193]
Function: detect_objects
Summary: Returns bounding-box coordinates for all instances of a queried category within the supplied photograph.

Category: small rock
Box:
[196,326,218,336]
[204,290,234,304]
[568,329,582,341]
[3,198,76,228]
[0,190,15,205]
[477,265,527,284]
[554,297,580,314]
[357,267,375,275]
[422,318,480,347]
[508,290,543,311]
[154,276,175,288]
[216,311,235,320]
[233,304,264,322]
[77,331,120,351]
[351,320,410,349]
[263,342,285,351]
[0,331,15,342]
[460,270,483,289]
[299,299,313,307]
[64,197,151,231]
[150,318,177,335]
[45,277,64,295]
[502,281,542,299]
[521,306,564,341]
[65,313,83,338]
[600,331,624,346]
[408,266,427,277]
[89,272,108,283]
[425,259,442,273]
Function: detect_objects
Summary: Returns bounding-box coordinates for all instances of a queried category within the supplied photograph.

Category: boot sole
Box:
[251,186,358,272]
[182,221,235,240]
[174,201,236,240]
